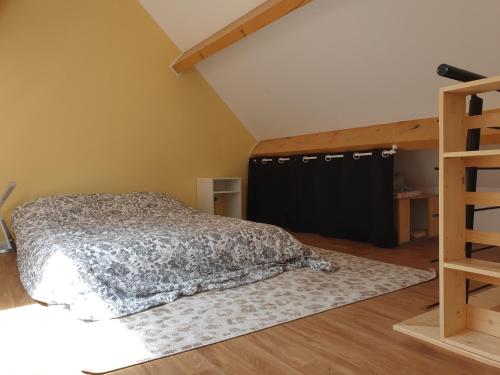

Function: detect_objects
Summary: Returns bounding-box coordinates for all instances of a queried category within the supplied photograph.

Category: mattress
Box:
[12,192,333,320]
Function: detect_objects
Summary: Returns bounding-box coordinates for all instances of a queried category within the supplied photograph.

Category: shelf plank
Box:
[444,149,500,167]
[171,0,313,73]
[465,192,500,206]
[466,229,500,247]
[465,111,500,130]
[445,258,500,280]
[463,272,500,287]
[394,287,500,369]
[467,305,500,338]
[213,190,240,194]
[443,149,500,158]
[444,328,500,363]
[442,75,500,95]
[464,155,500,168]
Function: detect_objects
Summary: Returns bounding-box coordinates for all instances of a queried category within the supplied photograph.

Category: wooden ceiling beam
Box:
[250,109,500,156]
[171,0,313,74]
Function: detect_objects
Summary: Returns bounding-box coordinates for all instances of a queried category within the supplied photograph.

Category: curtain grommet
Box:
[382,144,398,158]
[302,156,317,163]
[324,155,344,162]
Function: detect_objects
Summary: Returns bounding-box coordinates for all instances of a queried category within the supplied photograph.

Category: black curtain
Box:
[247,149,397,248]
[247,156,297,228]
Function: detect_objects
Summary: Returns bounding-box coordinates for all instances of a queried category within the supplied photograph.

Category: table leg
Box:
[397,199,411,245]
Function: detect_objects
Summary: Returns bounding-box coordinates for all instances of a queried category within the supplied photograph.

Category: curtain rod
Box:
[259,145,398,164]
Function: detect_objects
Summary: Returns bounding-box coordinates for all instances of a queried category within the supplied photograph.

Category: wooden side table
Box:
[396,194,438,245]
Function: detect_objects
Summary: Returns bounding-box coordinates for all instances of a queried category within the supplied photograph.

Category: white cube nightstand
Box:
[197,178,242,219]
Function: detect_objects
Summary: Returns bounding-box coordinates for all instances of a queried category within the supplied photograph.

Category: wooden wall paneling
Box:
[251,109,500,157]
[251,117,440,156]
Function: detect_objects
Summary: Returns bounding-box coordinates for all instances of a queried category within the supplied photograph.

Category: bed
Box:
[12,192,333,320]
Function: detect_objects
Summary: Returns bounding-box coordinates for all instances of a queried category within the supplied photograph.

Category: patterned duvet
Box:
[12,193,333,320]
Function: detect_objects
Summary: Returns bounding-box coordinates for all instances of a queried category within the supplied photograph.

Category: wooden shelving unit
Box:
[395,75,500,367]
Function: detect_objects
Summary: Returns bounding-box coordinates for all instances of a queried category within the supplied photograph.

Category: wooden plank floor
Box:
[2,234,500,374]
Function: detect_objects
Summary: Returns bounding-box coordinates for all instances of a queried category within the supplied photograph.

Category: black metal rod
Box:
[469,284,493,294]
[474,245,497,252]
[471,245,497,253]
[427,301,439,309]
[437,64,500,92]
[465,97,482,241]
[437,64,486,82]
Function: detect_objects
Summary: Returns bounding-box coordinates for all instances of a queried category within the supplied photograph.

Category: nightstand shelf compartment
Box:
[197,178,242,219]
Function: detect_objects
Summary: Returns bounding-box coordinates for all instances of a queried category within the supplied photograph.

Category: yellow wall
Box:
[0,0,256,221]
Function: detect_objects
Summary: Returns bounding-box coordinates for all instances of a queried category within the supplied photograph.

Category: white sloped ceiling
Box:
[139,0,500,140]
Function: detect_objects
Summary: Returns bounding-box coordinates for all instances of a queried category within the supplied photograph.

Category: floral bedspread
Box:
[12,193,333,320]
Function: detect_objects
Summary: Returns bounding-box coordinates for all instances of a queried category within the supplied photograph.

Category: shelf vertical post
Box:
[439,91,467,338]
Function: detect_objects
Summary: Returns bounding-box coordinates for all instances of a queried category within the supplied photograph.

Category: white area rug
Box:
[0,248,434,374]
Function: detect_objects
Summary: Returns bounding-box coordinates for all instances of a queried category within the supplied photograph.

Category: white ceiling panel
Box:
[140,0,500,140]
